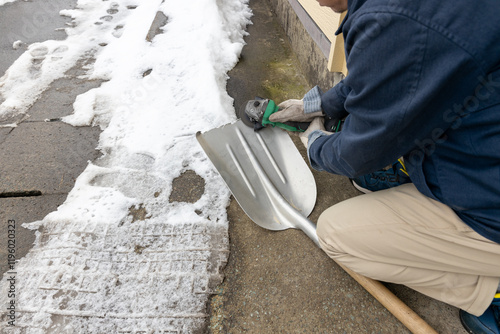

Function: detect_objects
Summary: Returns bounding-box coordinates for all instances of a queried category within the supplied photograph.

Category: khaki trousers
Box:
[316,183,500,316]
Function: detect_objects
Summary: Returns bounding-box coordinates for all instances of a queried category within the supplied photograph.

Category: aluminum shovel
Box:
[196,120,437,334]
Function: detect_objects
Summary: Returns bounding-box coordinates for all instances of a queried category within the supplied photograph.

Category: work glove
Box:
[299,116,332,148]
[268,99,324,123]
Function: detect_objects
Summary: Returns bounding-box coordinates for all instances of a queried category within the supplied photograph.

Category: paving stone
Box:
[0,113,29,127]
[146,11,168,42]
[169,170,205,203]
[0,194,67,275]
[27,77,103,121]
[0,121,100,194]
[0,127,12,145]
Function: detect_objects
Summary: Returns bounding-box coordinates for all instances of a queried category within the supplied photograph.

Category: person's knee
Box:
[317,202,382,278]
[316,207,336,242]
[316,198,374,258]
[316,205,350,257]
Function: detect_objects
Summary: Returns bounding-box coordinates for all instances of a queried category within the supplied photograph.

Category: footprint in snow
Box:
[112,25,124,38]
[29,45,49,79]
[95,2,120,24]
[28,44,69,78]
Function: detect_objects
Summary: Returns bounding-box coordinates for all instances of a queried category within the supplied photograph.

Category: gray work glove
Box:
[268,99,324,123]
[299,117,330,148]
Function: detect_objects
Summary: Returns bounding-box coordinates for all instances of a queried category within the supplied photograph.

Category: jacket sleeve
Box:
[307,11,481,177]
[321,81,351,120]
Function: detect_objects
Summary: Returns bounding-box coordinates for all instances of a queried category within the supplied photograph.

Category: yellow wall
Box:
[297,0,347,74]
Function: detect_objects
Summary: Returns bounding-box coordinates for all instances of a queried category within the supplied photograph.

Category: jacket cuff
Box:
[303,86,323,114]
[306,129,330,171]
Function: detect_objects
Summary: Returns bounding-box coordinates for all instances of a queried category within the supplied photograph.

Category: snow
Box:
[12,40,23,50]
[0,0,251,332]
[0,0,17,7]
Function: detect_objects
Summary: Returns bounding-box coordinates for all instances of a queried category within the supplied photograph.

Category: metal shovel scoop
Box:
[197,120,437,334]
[197,119,319,243]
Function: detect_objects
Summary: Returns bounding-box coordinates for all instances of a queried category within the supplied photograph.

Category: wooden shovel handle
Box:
[300,218,437,332]
[337,262,438,334]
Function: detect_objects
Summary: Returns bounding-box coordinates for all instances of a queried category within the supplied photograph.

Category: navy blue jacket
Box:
[308,0,500,243]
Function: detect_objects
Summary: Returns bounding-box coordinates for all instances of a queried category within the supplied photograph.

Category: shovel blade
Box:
[197,120,316,231]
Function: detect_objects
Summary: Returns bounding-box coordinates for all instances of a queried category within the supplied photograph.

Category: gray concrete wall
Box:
[267,0,344,91]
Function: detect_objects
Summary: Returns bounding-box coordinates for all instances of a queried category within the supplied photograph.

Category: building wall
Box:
[267,0,344,91]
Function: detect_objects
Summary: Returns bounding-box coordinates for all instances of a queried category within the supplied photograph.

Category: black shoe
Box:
[351,158,411,194]
[460,295,500,334]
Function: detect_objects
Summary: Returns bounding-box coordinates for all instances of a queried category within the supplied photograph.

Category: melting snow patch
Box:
[0,0,251,332]
[0,0,16,7]
[12,40,24,50]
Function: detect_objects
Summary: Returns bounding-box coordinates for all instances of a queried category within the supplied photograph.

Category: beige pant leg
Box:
[317,183,500,316]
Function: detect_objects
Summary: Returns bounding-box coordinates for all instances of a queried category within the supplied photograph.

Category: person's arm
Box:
[308,11,481,177]
[320,81,351,120]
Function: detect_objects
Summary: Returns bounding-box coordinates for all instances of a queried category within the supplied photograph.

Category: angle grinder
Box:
[238,98,343,133]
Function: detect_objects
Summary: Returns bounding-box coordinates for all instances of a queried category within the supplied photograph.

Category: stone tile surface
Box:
[0,122,100,194]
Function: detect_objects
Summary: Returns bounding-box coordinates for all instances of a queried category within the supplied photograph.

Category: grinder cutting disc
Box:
[238,98,269,129]
[238,100,257,128]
